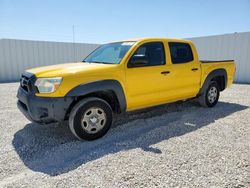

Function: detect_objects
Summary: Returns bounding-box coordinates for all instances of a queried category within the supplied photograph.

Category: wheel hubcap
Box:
[208,86,218,103]
[81,107,107,134]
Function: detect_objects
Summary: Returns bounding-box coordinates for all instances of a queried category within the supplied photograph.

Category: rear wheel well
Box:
[65,91,121,120]
[211,75,226,91]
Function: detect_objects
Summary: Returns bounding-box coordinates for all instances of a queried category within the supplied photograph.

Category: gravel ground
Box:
[0,83,249,188]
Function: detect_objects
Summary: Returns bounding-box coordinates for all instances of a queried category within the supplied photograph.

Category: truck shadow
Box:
[12,101,248,176]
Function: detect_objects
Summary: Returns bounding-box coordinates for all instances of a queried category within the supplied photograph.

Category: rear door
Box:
[165,41,201,100]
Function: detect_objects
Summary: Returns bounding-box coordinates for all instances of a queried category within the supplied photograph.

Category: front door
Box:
[125,42,172,110]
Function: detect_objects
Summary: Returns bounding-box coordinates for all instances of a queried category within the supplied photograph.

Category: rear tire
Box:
[69,97,113,141]
[198,81,220,107]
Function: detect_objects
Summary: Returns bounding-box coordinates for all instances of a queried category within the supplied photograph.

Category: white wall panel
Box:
[1,33,249,83]
[0,39,99,82]
[189,32,250,83]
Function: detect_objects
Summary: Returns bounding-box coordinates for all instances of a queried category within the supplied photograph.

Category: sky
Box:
[0,0,250,44]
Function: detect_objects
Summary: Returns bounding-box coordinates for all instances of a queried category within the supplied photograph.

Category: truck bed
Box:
[200,60,234,63]
[200,60,236,88]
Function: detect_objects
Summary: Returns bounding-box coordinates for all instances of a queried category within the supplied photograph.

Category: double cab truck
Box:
[17,38,236,140]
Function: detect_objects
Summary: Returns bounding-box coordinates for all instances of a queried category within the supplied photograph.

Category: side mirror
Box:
[128,54,148,68]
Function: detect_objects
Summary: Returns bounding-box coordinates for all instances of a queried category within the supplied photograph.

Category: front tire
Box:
[198,81,220,107]
[69,97,113,141]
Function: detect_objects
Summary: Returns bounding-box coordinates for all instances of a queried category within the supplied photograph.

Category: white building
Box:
[0,39,99,82]
[189,32,250,83]
[0,32,249,83]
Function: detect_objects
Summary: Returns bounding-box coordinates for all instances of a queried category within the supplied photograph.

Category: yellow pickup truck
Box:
[17,38,236,140]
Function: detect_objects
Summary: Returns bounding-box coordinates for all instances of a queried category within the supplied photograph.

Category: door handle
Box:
[161,71,170,75]
[191,68,199,71]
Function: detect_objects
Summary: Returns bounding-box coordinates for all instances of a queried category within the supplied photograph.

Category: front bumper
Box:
[17,86,73,124]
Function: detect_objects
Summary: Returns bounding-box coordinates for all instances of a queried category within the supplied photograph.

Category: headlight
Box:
[35,77,62,93]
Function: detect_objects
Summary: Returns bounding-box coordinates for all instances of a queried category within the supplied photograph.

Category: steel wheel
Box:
[198,81,220,107]
[207,86,218,104]
[69,97,113,140]
[81,107,107,134]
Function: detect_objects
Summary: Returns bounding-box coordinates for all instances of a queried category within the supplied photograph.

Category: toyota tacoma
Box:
[17,38,236,140]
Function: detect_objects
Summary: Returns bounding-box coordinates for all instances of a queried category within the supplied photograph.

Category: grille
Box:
[20,75,31,92]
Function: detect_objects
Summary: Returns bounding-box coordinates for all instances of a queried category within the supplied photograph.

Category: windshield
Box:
[83,42,135,64]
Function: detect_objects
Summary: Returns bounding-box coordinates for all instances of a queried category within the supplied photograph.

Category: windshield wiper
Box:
[87,61,113,64]
[82,60,93,64]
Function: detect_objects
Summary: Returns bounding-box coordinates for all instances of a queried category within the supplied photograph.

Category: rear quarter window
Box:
[169,42,194,64]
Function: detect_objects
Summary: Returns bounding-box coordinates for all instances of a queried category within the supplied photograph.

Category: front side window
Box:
[169,42,194,64]
[128,42,165,67]
[84,42,135,64]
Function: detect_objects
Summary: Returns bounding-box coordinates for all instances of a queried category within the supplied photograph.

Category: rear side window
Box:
[169,42,194,64]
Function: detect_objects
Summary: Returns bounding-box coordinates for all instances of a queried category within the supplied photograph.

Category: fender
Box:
[199,69,227,95]
[66,80,127,112]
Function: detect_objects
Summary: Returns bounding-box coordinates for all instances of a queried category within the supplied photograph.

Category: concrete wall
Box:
[0,39,99,82]
[189,32,250,83]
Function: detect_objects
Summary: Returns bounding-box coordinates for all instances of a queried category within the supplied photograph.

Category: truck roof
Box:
[114,37,192,43]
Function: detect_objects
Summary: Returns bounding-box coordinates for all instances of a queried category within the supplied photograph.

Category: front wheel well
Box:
[65,91,121,120]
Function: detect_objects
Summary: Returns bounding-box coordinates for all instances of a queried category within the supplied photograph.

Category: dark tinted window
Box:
[130,42,165,67]
[169,42,194,64]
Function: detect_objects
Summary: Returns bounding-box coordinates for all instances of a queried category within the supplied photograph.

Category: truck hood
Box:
[26,62,115,77]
